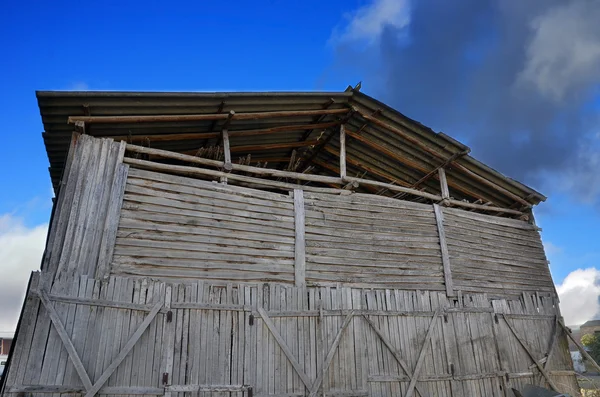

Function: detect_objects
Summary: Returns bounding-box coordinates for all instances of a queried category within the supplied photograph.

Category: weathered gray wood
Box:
[294,189,306,287]
[438,168,450,200]
[38,288,93,391]
[222,128,233,171]
[433,204,454,297]
[308,311,355,397]
[339,125,346,179]
[502,315,559,392]
[96,163,129,279]
[84,299,163,397]
[257,307,313,390]
[124,157,347,195]
[362,315,429,397]
[7,385,164,394]
[405,311,440,397]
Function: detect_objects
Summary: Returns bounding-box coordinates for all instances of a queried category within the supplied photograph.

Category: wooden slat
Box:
[294,189,306,287]
[433,204,454,297]
[38,289,93,391]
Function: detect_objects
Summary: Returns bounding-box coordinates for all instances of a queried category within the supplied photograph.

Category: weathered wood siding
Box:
[43,134,128,283]
[303,193,445,290]
[112,168,296,282]
[441,207,555,297]
[2,273,579,397]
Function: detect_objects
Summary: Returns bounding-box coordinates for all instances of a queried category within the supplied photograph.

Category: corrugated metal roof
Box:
[37,89,545,212]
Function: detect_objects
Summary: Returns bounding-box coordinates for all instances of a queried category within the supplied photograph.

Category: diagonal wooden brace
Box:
[308,311,355,397]
[502,314,559,392]
[38,289,94,391]
[362,315,429,397]
[405,311,440,397]
[257,307,314,390]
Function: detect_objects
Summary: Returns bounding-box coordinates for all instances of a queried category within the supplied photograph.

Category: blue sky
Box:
[1,0,599,328]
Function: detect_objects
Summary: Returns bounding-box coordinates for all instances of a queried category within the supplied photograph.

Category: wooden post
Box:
[294,189,306,287]
[433,204,455,297]
[560,321,600,373]
[222,129,232,171]
[339,124,346,179]
[438,168,450,202]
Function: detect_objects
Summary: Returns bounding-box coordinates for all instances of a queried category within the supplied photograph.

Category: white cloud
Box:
[516,1,600,102]
[68,82,89,91]
[557,268,600,326]
[332,0,411,44]
[0,214,48,333]
[543,241,563,256]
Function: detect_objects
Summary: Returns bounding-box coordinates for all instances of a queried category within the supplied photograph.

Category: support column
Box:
[433,204,455,297]
[339,124,346,179]
[293,189,306,287]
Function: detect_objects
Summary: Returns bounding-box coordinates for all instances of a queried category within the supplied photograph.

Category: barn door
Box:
[251,286,367,397]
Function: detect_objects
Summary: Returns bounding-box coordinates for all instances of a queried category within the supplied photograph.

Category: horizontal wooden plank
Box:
[443,206,538,230]
[304,209,437,228]
[118,218,295,244]
[126,180,294,217]
[111,263,294,281]
[120,209,295,237]
[306,239,441,252]
[306,225,440,240]
[305,191,435,212]
[112,247,294,265]
[305,219,440,237]
[122,200,294,229]
[304,263,444,276]
[117,229,294,251]
[306,254,443,267]
[115,237,294,258]
[129,167,293,203]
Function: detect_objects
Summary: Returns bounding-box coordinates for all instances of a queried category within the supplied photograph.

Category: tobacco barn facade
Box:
[0,90,580,396]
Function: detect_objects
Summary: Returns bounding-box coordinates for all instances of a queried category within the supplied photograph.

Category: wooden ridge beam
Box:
[68,108,350,124]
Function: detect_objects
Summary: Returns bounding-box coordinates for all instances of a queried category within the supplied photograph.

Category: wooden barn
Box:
[0,89,582,397]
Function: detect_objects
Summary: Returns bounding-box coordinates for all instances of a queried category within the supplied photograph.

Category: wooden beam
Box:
[433,204,454,297]
[85,300,164,397]
[323,145,412,188]
[294,189,306,288]
[38,289,93,392]
[343,176,442,202]
[68,108,350,124]
[438,168,450,200]
[362,315,429,397]
[410,149,470,190]
[123,157,347,195]
[308,312,355,397]
[405,312,440,397]
[339,125,346,179]
[126,143,342,185]
[502,315,559,392]
[221,128,232,171]
[351,109,533,207]
[257,307,314,390]
[560,321,600,373]
[182,139,321,156]
[109,121,340,143]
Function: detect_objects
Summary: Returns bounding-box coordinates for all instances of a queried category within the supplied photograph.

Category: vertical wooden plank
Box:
[162,285,174,397]
[9,273,41,388]
[433,204,454,297]
[96,164,130,279]
[339,124,346,179]
[222,128,232,171]
[294,189,306,287]
[438,168,450,200]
